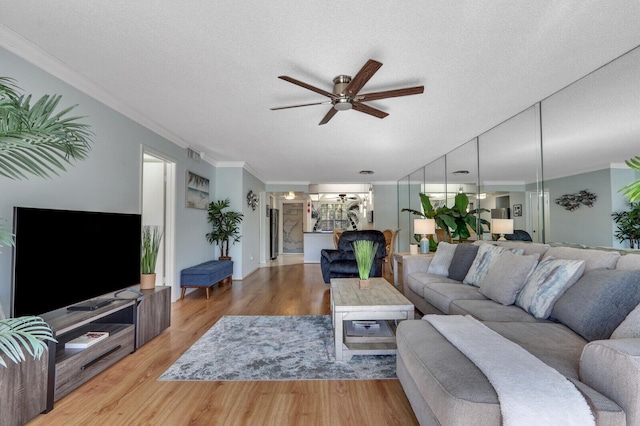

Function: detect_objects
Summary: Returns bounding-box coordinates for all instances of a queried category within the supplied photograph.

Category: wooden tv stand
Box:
[40,285,170,409]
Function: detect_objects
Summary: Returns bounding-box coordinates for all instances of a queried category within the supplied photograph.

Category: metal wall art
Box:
[247,190,259,211]
[555,190,597,211]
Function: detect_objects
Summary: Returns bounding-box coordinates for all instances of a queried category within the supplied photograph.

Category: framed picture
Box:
[186,171,209,210]
[513,204,522,217]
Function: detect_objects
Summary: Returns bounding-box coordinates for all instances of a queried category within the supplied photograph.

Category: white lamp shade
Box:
[414,218,436,235]
[492,219,514,235]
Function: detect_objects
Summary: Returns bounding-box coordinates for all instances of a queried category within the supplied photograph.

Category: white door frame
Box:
[142,147,177,301]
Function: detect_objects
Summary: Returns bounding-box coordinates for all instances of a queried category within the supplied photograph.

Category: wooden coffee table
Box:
[330,277,414,362]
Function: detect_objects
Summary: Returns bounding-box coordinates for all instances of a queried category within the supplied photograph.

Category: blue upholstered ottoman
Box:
[180,260,233,299]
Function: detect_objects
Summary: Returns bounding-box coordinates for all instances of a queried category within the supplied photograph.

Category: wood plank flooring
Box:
[27,263,418,426]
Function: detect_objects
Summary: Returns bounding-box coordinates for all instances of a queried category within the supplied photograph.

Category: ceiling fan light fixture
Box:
[333,98,352,111]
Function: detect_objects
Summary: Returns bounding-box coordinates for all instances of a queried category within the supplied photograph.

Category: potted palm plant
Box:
[403,193,489,244]
[141,225,163,289]
[352,240,379,289]
[206,198,244,260]
[0,76,91,368]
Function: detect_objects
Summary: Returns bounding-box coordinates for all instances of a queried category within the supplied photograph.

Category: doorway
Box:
[142,149,176,300]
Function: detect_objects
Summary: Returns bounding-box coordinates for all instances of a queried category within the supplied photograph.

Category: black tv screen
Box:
[12,207,142,317]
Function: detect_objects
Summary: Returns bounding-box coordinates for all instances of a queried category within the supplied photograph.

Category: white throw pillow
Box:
[463,243,524,287]
[516,256,586,319]
[426,242,457,276]
[479,251,539,305]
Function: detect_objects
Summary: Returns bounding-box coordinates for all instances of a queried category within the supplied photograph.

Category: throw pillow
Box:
[611,302,640,339]
[551,269,640,341]
[427,242,457,276]
[463,243,524,287]
[516,256,586,319]
[447,243,479,281]
[479,251,539,305]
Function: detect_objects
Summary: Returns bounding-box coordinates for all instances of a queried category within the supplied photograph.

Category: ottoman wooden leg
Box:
[181,287,186,299]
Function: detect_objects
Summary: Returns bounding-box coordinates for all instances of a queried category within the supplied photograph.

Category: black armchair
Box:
[320,230,387,284]
[505,229,533,241]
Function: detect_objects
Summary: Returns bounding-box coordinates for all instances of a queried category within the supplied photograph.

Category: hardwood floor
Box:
[28,263,418,426]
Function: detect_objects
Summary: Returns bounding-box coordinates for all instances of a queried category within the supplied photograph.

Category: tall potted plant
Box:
[206,198,244,260]
[0,76,91,367]
[612,201,640,249]
[141,225,163,289]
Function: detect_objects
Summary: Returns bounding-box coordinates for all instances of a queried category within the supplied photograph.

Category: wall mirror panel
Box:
[541,46,640,248]
[478,105,544,242]
[398,45,640,250]
[397,175,411,251]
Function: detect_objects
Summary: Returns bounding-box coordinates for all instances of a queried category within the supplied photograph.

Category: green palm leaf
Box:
[0,77,93,180]
[620,156,640,202]
[0,316,56,367]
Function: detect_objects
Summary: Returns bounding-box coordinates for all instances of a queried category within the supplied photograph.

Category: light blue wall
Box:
[242,169,265,277]
[545,168,631,247]
[372,184,398,231]
[0,47,215,312]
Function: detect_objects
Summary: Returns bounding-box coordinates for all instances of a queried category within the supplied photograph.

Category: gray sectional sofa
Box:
[396,240,640,425]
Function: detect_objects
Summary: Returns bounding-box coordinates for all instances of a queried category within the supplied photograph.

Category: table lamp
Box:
[492,219,514,241]
[414,218,436,254]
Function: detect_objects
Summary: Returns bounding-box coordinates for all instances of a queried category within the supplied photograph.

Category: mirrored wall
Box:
[398,45,640,251]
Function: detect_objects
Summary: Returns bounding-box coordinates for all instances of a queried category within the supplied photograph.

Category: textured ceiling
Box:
[1,1,640,184]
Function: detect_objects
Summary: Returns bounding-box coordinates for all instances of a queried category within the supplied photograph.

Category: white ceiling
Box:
[1,1,640,184]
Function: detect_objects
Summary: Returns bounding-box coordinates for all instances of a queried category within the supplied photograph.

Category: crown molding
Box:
[0,25,191,149]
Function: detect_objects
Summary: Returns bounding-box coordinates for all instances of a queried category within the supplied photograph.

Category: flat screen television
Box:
[11,207,142,317]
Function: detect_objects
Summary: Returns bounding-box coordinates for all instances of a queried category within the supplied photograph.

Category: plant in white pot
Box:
[353,240,379,290]
[141,225,163,289]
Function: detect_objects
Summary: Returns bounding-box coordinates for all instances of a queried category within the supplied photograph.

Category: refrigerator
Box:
[270,208,279,260]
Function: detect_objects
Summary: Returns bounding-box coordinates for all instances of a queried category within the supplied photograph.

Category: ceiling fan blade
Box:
[355,86,424,102]
[318,107,338,125]
[343,59,383,97]
[278,76,337,99]
[352,102,389,119]
[271,101,331,110]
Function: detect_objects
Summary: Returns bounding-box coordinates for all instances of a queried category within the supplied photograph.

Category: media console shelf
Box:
[41,298,137,403]
[40,285,171,410]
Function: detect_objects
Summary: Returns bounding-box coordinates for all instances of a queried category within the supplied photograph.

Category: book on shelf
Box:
[345,320,393,338]
[65,331,109,349]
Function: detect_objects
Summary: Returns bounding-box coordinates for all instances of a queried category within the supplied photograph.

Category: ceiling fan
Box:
[271,59,424,125]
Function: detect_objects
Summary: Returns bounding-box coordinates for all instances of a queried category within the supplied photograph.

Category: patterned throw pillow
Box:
[427,242,457,276]
[463,243,524,287]
[516,256,586,319]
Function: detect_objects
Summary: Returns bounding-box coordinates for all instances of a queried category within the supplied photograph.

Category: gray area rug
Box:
[159,315,397,381]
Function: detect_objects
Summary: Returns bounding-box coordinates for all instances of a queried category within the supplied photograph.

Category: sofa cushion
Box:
[449,299,542,322]
[422,282,487,314]
[463,243,523,287]
[406,273,461,298]
[495,241,550,258]
[516,256,586,319]
[447,243,479,281]
[544,246,620,271]
[550,269,640,341]
[616,253,640,271]
[611,302,640,339]
[479,251,539,305]
[426,242,457,276]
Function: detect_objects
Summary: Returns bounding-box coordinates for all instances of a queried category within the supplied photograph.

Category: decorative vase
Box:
[359,279,370,290]
[219,256,232,261]
[140,273,156,290]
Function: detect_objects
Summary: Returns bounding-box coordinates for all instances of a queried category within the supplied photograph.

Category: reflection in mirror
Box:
[397,175,410,251]
[479,105,544,242]
[542,46,640,248]
[445,139,480,240]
